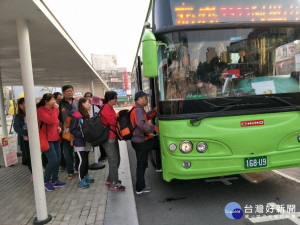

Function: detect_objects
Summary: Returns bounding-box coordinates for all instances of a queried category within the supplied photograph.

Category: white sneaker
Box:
[136,187,152,195]
[156,169,162,172]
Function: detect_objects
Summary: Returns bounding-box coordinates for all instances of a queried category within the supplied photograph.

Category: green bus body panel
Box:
[142,30,158,78]
[159,111,300,182]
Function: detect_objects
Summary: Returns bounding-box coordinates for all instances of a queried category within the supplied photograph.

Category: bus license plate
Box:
[244,156,267,169]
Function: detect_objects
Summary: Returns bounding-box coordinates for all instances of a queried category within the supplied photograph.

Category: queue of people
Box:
[13,86,160,195]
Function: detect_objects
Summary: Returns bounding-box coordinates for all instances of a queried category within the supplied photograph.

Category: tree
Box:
[40,87,53,95]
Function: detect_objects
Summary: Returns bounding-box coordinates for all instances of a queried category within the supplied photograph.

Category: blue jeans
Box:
[44,141,61,182]
[63,139,74,174]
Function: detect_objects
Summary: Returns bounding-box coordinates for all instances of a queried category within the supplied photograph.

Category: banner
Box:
[110,88,127,97]
[2,137,18,167]
[123,72,129,90]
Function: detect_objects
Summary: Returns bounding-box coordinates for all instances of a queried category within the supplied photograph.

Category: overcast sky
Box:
[44,0,149,71]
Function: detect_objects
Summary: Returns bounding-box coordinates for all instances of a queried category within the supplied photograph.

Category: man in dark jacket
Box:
[130,91,162,195]
[59,85,78,179]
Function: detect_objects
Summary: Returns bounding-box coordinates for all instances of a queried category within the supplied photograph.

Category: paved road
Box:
[127,141,300,225]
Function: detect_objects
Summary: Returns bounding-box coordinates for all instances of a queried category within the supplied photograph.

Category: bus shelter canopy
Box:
[0,0,109,93]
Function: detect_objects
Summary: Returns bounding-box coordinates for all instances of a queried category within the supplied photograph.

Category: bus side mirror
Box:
[142,30,158,78]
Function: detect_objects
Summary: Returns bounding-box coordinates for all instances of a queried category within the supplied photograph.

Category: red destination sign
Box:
[123,71,129,90]
[241,120,264,127]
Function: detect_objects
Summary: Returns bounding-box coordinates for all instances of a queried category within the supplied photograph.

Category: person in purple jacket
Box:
[130,91,162,195]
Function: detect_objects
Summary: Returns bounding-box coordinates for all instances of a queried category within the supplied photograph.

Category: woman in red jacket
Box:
[101,91,125,191]
[37,93,66,191]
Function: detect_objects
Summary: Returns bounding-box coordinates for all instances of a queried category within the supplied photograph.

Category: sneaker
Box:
[59,166,65,172]
[105,180,122,186]
[78,180,89,189]
[67,174,74,180]
[156,168,162,172]
[74,169,79,174]
[136,187,152,195]
[44,181,55,191]
[109,183,126,191]
[84,175,94,183]
[53,180,66,188]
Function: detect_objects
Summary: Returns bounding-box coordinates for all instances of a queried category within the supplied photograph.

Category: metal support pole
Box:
[16,19,52,224]
[90,79,95,96]
[90,79,99,163]
[0,70,8,137]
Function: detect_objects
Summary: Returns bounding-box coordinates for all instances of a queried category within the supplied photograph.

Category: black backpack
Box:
[115,107,136,140]
[81,113,109,147]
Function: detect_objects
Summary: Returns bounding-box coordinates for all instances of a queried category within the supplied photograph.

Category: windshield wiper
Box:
[263,95,300,109]
[203,98,242,107]
[190,102,265,124]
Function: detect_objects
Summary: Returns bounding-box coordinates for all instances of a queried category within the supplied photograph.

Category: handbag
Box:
[39,122,49,152]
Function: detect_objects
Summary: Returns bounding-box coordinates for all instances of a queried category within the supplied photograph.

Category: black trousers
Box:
[22,140,32,173]
[77,151,89,181]
[41,152,48,168]
[131,137,161,191]
[100,145,107,158]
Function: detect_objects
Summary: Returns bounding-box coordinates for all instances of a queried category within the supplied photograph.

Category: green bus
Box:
[132,0,300,182]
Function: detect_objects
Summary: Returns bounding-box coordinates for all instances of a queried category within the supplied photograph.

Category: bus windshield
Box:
[156,27,300,116]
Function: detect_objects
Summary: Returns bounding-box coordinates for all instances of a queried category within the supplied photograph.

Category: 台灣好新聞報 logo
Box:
[225,202,244,219]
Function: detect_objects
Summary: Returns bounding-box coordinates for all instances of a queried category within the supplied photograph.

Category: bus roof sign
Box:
[154,0,300,30]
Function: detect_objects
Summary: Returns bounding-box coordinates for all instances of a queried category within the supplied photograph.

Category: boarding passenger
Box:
[37,93,66,191]
[130,91,162,195]
[101,91,125,191]
[58,85,79,180]
[53,91,65,172]
[53,92,63,103]
[70,97,94,188]
[90,95,107,161]
[13,98,32,180]
[84,92,92,100]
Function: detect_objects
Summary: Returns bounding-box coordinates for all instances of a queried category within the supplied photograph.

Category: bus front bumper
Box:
[162,149,300,182]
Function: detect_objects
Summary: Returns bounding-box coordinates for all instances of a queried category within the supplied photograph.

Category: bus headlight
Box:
[179,141,193,153]
[169,144,177,151]
[196,142,208,153]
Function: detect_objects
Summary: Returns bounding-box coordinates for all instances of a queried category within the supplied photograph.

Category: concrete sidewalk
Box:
[0,134,138,225]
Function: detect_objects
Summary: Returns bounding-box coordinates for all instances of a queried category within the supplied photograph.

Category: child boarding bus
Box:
[132,0,300,182]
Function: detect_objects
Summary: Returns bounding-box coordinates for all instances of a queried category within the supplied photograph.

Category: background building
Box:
[91,54,132,106]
